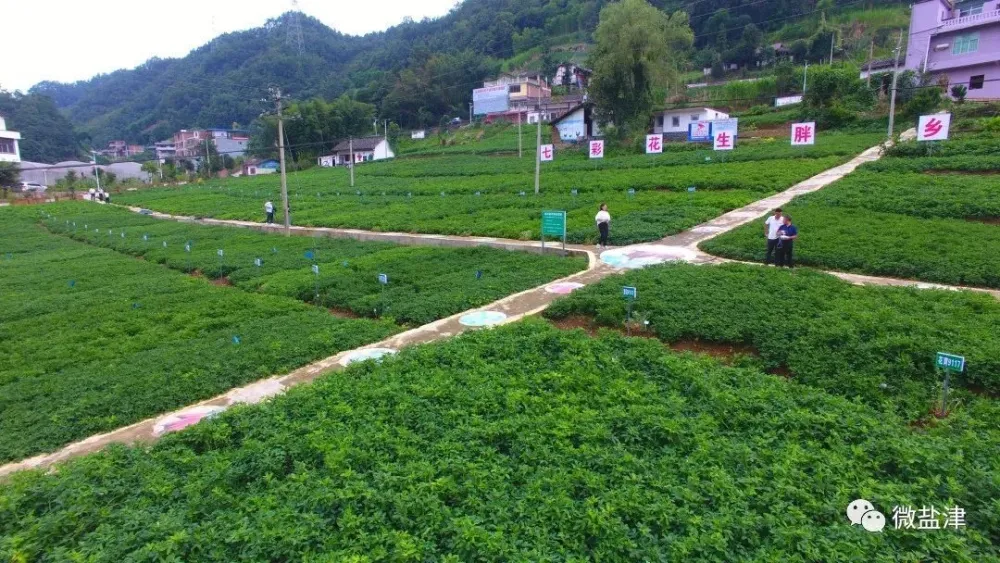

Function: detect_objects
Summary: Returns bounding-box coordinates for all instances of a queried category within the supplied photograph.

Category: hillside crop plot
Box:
[116,132,881,246]
[1,321,997,560]
[702,133,1000,288]
[0,205,583,462]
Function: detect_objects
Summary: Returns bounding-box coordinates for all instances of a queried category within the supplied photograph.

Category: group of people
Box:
[763,208,798,267]
[87,188,111,204]
[593,203,799,268]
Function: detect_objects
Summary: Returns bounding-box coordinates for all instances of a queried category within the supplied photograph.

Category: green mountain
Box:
[0,91,82,162]
[30,0,907,145]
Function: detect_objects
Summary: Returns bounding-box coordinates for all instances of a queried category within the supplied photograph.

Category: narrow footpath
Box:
[13,128,989,478]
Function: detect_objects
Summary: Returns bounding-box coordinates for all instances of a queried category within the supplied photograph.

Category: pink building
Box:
[906,0,1000,99]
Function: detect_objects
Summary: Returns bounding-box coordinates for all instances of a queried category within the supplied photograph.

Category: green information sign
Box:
[541,210,566,236]
[541,210,567,253]
[936,352,965,372]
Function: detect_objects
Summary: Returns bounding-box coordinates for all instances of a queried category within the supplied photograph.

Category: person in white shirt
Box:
[595,203,611,249]
[763,208,784,265]
[264,200,275,224]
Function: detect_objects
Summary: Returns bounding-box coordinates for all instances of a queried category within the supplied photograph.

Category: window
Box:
[690,114,700,121]
[956,1,984,16]
[952,33,979,55]
[970,74,985,89]
[671,116,680,127]
[0,139,14,154]
[508,84,522,94]
[657,116,664,126]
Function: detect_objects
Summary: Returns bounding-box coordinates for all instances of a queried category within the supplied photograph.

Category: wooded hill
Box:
[30,0,906,145]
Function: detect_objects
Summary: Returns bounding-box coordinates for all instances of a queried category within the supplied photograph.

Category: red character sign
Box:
[645,134,663,154]
[589,140,604,159]
[790,122,816,146]
[539,144,554,162]
[924,118,943,138]
[714,132,732,150]
[917,113,951,141]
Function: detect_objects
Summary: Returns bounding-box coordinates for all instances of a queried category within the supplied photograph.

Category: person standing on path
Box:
[264,200,275,224]
[776,215,798,268]
[764,208,784,265]
[595,203,611,249]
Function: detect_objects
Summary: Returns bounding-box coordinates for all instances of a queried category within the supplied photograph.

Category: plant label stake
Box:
[312,264,320,303]
[254,258,262,267]
[571,189,578,196]
[623,286,637,336]
[935,352,965,415]
[627,188,635,198]
[476,270,483,280]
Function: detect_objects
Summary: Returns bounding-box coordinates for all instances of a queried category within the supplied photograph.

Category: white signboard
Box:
[589,140,605,159]
[410,130,426,140]
[688,121,712,142]
[917,113,951,142]
[712,118,738,151]
[775,95,803,107]
[473,85,509,115]
[790,122,816,146]
[539,144,554,162]
[645,134,663,154]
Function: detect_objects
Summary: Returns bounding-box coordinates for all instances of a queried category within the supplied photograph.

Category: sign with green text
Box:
[541,210,566,237]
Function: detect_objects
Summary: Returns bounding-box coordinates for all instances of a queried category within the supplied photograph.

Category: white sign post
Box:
[712,118,738,151]
[790,122,816,146]
[645,134,663,154]
[917,113,951,142]
[539,144,554,162]
[589,140,604,159]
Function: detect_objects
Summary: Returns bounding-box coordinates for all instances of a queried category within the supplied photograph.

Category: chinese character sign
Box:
[791,122,816,146]
[539,144,554,162]
[713,131,733,151]
[712,118,738,151]
[589,140,604,159]
[917,113,951,141]
[645,134,663,154]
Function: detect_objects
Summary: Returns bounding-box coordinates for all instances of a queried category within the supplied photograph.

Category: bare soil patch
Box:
[329,306,362,319]
[966,216,1000,226]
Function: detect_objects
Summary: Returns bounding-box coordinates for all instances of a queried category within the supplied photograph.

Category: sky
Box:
[2,0,459,93]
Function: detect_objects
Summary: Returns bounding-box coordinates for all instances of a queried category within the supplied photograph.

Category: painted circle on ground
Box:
[227,380,286,405]
[545,282,585,294]
[339,347,398,367]
[153,405,226,437]
[459,311,508,327]
[600,245,698,269]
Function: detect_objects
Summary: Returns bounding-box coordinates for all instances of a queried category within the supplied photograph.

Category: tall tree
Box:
[588,0,693,131]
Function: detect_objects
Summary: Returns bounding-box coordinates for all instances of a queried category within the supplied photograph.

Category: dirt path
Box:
[12,129,974,478]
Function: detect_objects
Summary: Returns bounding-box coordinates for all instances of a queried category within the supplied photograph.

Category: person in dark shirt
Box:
[776,216,798,268]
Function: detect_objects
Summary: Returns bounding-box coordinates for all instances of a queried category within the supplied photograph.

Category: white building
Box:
[550,103,602,142]
[319,136,394,166]
[653,107,729,135]
[0,116,22,163]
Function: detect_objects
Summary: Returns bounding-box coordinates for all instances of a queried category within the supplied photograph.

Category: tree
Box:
[0,162,19,199]
[141,160,160,181]
[950,84,967,103]
[588,0,693,131]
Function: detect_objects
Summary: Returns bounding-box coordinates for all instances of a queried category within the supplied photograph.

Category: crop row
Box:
[115,190,759,245]
[545,262,1000,414]
[0,209,399,463]
[702,135,1000,287]
[2,321,996,560]
[40,203,586,325]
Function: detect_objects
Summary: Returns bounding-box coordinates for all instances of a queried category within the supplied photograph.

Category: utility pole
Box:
[534,74,542,194]
[468,103,473,125]
[272,87,291,234]
[802,62,809,96]
[518,111,522,158]
[829,31,835,65]
[866,39,875,87]
[204,138,211,177]
[92,151,101,192]
[384,119,388,139]
[349,137,355,188]
[887,30,903,141]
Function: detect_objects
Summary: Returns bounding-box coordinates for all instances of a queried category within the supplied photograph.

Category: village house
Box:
[906,0,1000,99]
[652,107,730,137]
[0,115,22,163]
[318,137,394,167]
[550,103,602,142]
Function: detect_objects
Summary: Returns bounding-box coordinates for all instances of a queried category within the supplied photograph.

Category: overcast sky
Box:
[2,0,459,93]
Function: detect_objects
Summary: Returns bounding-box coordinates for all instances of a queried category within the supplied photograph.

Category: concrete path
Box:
[12,128,978,478]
